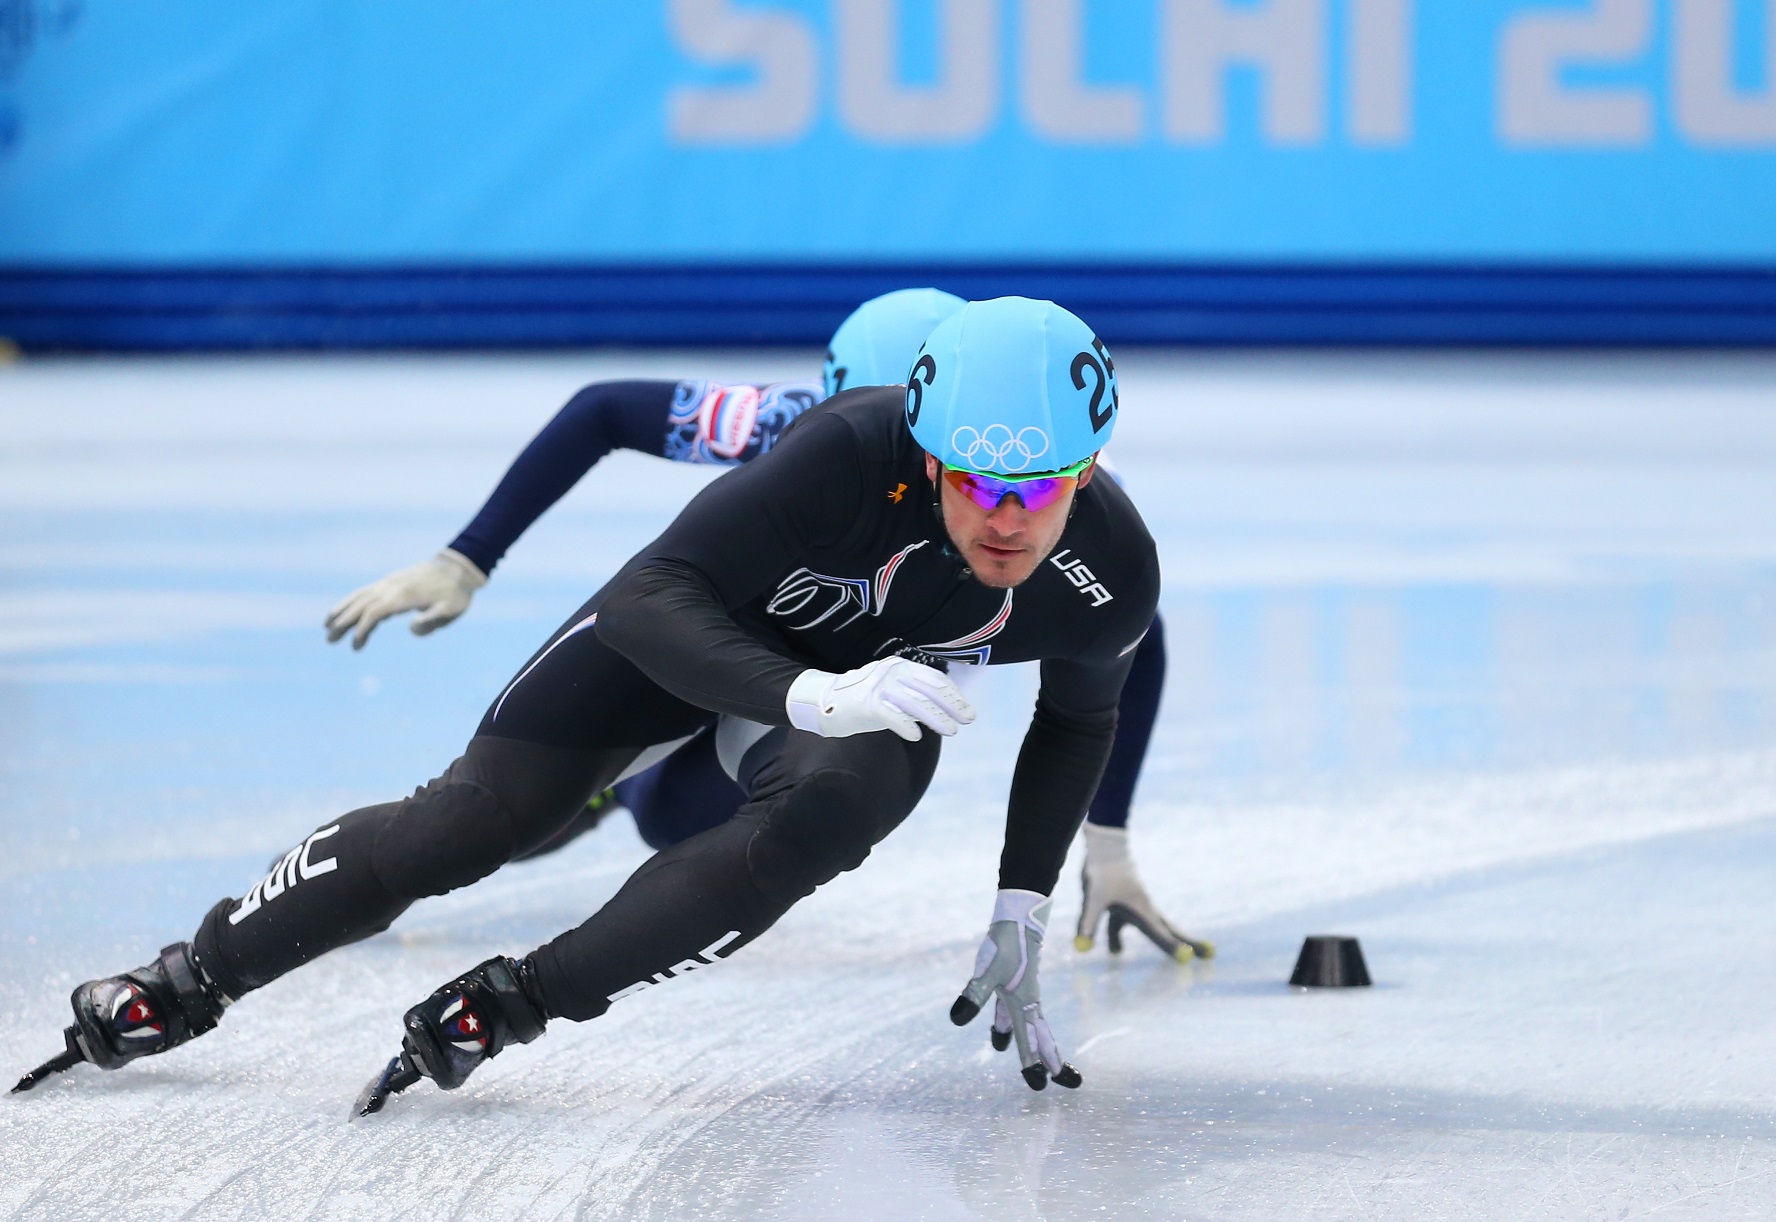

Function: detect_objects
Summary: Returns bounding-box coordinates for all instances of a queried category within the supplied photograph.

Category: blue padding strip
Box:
[2,263,1775,349]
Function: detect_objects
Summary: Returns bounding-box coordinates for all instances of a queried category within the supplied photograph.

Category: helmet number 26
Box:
[905,354,937,427]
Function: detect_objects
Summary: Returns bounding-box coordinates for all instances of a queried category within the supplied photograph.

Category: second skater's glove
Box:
[950,890,1082,1092]
[1074,824,1214,962]
[325,548,487,650]
[786,657,976,741]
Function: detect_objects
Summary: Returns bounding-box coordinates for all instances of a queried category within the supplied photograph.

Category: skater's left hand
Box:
[325,548,487,650]
[1074,824,1215,963]
[950,889,1082,1091]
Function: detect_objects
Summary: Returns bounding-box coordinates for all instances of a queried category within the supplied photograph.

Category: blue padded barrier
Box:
[3,263,1775,351]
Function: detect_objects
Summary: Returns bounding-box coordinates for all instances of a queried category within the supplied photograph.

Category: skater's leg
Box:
[16,588,722,1093]
[529,727,941,1020]
[519,725,747,862]
[192,588,716,998]
[12,734,637,1092]
[193,736,637,997]
[354,727,940,1110]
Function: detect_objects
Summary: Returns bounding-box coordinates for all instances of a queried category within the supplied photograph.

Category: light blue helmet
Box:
[823,288,966,397]
[905,296,1118,475]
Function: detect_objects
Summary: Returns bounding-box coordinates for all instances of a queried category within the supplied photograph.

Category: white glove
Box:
[324,548,487,650]
[1073,823,1214,962]
[951,889,1081,1091]
[785,657,976,741]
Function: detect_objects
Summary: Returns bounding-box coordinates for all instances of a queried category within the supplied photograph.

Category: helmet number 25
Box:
[1070,338,1118,434]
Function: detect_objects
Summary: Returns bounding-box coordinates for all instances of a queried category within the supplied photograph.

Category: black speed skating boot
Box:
[353,955,548,1118]
[13,942,230,1092]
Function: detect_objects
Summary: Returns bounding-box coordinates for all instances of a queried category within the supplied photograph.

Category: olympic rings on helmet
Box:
[949,425,1052,473]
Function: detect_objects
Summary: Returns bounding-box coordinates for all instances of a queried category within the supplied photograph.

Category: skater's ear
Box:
[924,451,941,483]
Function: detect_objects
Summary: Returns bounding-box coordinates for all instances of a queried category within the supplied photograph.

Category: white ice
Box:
[3,350,1776,1219]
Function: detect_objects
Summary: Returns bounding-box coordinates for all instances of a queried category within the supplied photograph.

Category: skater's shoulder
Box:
[777,385,919,463]
[812,385,909,435]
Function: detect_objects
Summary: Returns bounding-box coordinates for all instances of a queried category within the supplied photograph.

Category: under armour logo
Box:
[887,483,906,503]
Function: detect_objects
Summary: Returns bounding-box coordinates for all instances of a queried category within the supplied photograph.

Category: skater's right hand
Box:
[785,657,975,741]
[325,548,487,650]
[951,889,1082,1091]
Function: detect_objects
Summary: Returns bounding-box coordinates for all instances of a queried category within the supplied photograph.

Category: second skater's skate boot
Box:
[353,955,548,1118]
[13,942,231,1092]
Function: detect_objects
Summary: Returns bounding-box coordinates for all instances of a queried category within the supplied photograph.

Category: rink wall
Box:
[5,2,1776,348]
[7,263,1776,350]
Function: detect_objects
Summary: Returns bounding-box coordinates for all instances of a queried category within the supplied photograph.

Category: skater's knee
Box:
[372,780,518,899]
[746,767,892,904]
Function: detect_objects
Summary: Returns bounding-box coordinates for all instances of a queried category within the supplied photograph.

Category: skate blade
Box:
[11,1029,85,1094]
[351,1053,422,1120]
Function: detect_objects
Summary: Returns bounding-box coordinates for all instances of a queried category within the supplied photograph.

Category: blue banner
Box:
[4,0,1776,264]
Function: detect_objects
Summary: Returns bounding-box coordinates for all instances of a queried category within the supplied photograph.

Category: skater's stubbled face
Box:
[925,452,1095,589]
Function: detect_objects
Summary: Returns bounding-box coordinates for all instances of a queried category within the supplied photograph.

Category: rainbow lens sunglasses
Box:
[940,454,1095,513]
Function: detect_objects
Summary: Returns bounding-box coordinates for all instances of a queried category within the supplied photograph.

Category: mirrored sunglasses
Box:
[940,455,1094,513]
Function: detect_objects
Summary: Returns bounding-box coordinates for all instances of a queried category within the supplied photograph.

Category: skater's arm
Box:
[598,560,807,723]
[449,380,680,576]
[996,654,1135,895]
[597,413,869,722]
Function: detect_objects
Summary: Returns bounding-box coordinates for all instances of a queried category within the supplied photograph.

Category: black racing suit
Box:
[192,387,1160,1022]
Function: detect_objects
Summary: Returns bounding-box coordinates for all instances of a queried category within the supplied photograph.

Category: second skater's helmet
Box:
[906,296,1118,476]
[824,288,966,397]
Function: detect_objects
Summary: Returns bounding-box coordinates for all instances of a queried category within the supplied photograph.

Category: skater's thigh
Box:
[748,728,942,836]
[440,736,643,853]
[476,590,713,750]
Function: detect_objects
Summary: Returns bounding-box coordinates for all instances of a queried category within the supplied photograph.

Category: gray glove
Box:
[950,889,1082,1091]
[1074,824,1215,962]
[325,548,487,650]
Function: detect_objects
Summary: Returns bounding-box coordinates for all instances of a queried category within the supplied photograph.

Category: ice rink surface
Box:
[4,349,1776,1219]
